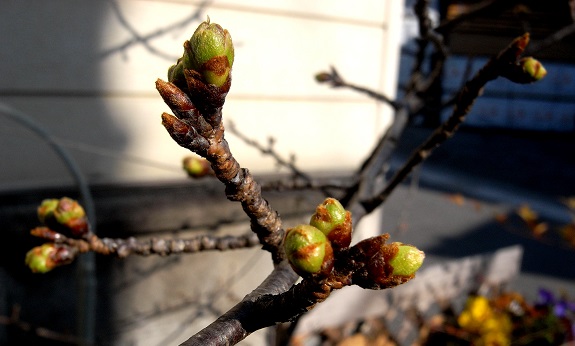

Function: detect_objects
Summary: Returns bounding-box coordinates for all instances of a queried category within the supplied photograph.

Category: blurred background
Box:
[1,0,574,345]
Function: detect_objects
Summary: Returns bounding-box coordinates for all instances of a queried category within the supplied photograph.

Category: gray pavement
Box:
[384,126,575,301]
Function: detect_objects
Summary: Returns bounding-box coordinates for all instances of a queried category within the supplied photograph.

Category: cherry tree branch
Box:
[360,33,533,214]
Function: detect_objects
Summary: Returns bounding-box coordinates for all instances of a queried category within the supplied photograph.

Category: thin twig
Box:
[360,34,530,215]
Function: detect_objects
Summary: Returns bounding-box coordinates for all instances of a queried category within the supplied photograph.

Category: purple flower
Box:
[538,288,556,305]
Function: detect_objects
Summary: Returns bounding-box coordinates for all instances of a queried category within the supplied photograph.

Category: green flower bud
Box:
[25,243,76,273]
[54,197,86,225]
[38,199,59,224]
[183,18,234,87]
[520,57,546,81]
[37,197,89,238]
[350,235,424,289]
[168,59,185,85]
[25,243,58,273]
[182,155,212,178]
[309,198,352,251]
[388,242,425,276]
[284,224,334,276]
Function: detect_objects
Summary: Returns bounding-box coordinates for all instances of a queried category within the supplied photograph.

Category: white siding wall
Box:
[0,2,404,344]
[0,0,404,190]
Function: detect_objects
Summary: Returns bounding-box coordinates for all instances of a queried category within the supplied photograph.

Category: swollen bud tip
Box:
[388,243,425,276]
[25,244,58,273]
[521,57,546,81]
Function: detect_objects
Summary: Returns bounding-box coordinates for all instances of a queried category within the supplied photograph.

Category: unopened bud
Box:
[183,18,234,87]
[182,156,212,178]
[284,224,334,277]
[309,198,352,251]
[38,197,89,238]
[25,243,75,273]
[351,235,424,289]
[388,242,425,276]
[37,199,59,224]
[520,57,546,81]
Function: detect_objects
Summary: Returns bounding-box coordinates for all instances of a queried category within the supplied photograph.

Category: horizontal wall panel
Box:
[1,1,390,100]
[139,0,389,26]
[1,95,391,188]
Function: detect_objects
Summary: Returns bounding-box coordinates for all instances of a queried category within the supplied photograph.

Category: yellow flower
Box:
[458,295,513,346]
[458,296,493,332]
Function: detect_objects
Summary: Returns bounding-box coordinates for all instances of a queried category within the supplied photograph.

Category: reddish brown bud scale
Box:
[155,79,196,116]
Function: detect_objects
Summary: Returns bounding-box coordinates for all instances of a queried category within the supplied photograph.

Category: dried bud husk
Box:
[183,18,234,87]
[284,224,334,277]
[25,243,76,273]
[38,197,89,238]
[350,235,424,289]
[309,198,352,251]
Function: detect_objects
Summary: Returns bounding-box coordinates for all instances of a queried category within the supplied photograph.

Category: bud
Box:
[388,242,425,276]
[37,199,59,224]
[520,57,546,81]
[309,198,352,251]
[167,58,185,86]
[38,197,89,238]
[284,224,334,277]
[315,72,332,83]
[183,155,212,178]
[25,243,75,273]
[350,235,424,289]
[183,18,234,87]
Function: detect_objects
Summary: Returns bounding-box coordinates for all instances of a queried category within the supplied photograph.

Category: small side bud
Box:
[309,198,352,251]
[284,224,334,277]
[501,56,547,84]
[520,57,546,81]
[37,199,59,224]
[183,18,234,87]
[38,197,89,238]
[315,72,332,83]
[183,156,213,178]
[167,59,185,86]
[25,243,75,273]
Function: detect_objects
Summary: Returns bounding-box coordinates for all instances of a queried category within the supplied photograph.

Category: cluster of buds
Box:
[284,198,351,277]
[168,17,234,88]
[25,197,89,273]
[284,198,424,288]
[37,197,89,238]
